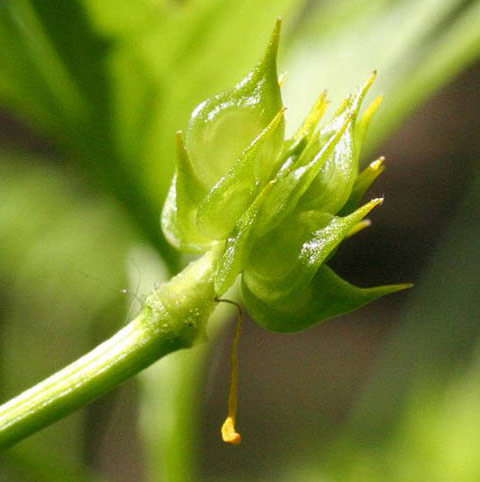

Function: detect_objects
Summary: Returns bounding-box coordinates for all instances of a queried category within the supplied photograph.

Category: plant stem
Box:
[0,249,220,450]
[141,346,207,482]
[140,297,236,482]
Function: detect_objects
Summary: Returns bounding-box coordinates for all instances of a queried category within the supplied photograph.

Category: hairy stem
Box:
[0,249,220,450]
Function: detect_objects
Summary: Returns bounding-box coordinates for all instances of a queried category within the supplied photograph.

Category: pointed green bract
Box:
[214,182,275,296]
[161,132,212,253]
[196,109,285,240]
[244,198,383,304]
[243,265,412,333]
[184,19,284,190]
[244,209,333,300]
[297,126,356,213]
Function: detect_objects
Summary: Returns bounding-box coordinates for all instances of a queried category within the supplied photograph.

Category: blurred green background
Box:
[1,0,480,481]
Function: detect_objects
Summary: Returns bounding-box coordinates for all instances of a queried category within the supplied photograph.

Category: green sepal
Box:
[161,132,212,253]
[244,198,383,304]
[340,157,385,215]
[214,181,275,296]
[242,264,412,333]
[184,19,284,190]
[255,115,351,237]
[196,109,285,240]
[298,73,376,215]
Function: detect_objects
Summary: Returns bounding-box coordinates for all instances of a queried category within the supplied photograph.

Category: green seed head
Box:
[161,20,411,332]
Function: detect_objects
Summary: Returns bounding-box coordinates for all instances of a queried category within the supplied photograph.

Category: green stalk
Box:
[141,346,209,482]
[0,248,220,450]
[140,298,236,482]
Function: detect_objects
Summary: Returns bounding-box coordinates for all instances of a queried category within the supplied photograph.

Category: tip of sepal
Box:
[271,17,282,51]
[339,159,386,215]
[160,130,213,253]
[385,282,414,292]
[174,130,205,200]
[242,265,413,333]
[342,197,383,225]
[370,197,384,207]
[360,71,377,99]
[175,130,185,150]
[175,129,184,151]
[184,19,284,191]
[256,18,282,74]
[174,130,190,168]
[349,72,377,120]
[370,156,385,171]
[274,16,282,36]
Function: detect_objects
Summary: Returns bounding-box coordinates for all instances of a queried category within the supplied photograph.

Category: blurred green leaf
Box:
[0,151,133,470]
[4,446,107,482]
[283,0,480,152]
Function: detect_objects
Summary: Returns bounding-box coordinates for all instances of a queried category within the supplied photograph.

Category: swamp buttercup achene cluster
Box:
[161,19,411,333]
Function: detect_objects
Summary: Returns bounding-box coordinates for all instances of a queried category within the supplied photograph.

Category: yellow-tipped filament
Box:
[218,298,243,445]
